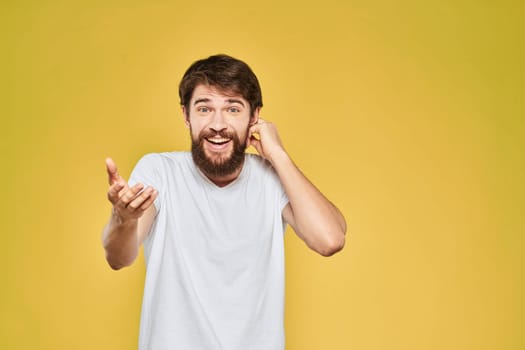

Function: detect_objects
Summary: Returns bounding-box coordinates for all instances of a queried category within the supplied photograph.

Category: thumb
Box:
[249,135,263,156]
[105,157,124,185]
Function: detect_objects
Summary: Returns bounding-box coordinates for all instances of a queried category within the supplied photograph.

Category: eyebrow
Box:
[226,99,245,107]
[193,98,246,107]
[193,98,211,105]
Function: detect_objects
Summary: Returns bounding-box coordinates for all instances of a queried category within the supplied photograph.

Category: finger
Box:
[105,157,123,185]
[118,183,145,207]
[107,181,126,203]
[127,187,155,210]
[249,120,271,135]
[249,135,263,155]
[248,123,261,137]
[139,190,158,210]
[245,124,257,147]
[117,183,131,198]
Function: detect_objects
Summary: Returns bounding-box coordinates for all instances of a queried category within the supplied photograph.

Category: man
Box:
[102,54,346,350]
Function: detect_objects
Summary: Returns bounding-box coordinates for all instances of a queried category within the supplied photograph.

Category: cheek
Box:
[188,121,205,138]
[232,120,251,137]
[237,127,250,141]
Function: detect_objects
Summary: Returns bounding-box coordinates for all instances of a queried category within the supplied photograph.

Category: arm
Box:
[101,158,158,270]
[248,119,346,257]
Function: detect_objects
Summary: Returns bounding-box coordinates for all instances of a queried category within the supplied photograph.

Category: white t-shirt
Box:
[129,152,289,350]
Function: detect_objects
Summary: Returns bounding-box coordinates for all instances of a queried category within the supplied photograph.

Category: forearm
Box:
[102,212,140,270]
[271,149,346,256]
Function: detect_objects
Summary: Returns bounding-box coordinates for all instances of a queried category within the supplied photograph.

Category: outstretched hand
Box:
[105,158,157,222]
[247,118,286,163]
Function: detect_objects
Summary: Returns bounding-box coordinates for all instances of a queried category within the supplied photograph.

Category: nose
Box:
[208,110,227,132]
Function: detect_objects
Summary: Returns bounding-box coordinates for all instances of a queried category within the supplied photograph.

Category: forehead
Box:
[190,84,246,104]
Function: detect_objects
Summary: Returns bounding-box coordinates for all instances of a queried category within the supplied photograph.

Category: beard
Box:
[191,127,248,178]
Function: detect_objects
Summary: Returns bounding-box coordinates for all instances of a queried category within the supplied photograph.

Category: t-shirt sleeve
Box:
[258,155,289,213]
[266,162,289,215]
[128,153,164,211]
[279,184,289,213]
[275,176,289,230]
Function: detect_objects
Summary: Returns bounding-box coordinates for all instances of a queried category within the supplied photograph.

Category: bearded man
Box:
[102,54,346,350]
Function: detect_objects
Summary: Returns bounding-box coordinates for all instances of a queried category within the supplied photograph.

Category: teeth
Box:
[207,137,230,144]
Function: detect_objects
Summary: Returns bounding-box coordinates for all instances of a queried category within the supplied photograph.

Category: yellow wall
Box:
[2,1,524,349]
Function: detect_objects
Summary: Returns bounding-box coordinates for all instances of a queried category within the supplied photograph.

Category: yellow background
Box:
[2,0,524,349]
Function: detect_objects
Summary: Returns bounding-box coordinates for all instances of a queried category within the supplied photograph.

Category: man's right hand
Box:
[105,158,158,222]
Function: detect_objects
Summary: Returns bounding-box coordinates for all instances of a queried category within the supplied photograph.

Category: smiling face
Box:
[184,84,259,182]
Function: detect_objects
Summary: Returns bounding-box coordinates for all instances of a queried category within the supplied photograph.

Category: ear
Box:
[182,105,190,128]
[249,107,261,126]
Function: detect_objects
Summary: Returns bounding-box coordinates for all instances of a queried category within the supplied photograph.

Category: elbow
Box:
[106,257,134,271]
[314,231,346,257]
[319,237,345,257]
[318,214,347,257]
[102,236,138,271]
[108,261,125,271]
[104,250,136,271]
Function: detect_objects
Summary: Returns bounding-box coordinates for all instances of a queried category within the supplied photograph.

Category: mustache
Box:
[198,129,236,140]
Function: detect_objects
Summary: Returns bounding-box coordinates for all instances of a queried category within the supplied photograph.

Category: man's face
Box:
[184,84,258,178]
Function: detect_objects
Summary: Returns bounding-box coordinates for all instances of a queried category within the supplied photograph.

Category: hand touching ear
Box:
[247,119,286,163]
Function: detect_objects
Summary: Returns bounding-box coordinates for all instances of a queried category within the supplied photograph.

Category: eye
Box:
[197,106,210,113]
[228,106,241,113]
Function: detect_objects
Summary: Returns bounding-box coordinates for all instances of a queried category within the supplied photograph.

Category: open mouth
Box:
[205,137,231,145]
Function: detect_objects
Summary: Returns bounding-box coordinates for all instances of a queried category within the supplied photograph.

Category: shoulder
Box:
[245,153,282,185]
[136,151,191,167]
[131,151,192,179]
[245,153,273,173]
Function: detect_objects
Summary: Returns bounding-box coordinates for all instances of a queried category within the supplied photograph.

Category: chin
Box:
[204,150,234,165]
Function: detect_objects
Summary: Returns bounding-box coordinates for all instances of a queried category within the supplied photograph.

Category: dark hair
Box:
[179,54,263,115]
